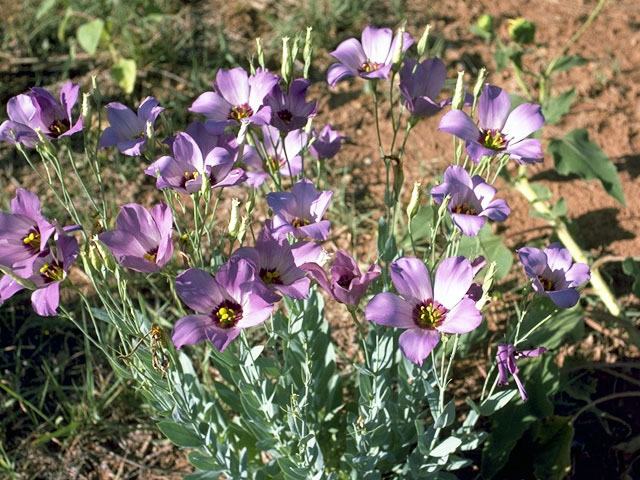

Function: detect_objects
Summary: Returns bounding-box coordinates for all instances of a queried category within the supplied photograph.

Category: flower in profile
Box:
[190,68,279,126]
[430,165,510,236]
[399,57,450,118]
[365,256,482,366]
[0,189,56,278]
[265,78,317,133]
[98,203,173,273]
[327,26,413,87]
[99,97,164,156]
[0,83,83,147]
[496,343,547,402]
[302,251,381,306]
[171,258,275,351]
[517,243,590,308]
[266,178,333,240]
[439,84,545,164]
[309,124,346,160]
[0,235,78,316]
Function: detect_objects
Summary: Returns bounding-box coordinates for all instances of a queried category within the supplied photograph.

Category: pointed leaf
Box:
[77,19,104,55]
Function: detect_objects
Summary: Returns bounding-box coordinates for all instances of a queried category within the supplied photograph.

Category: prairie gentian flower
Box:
[171,258,275,351]
[265,79,317,133]
[190,68,279,126]
[0,189,56,278]
[496,343,547,402]
[430,165,510,236]
[0,235,78,317]
[327,26,413,87]
[145,131,246,194]
[517,243,590,308]
[266,178,333,241]
[99,97,164,156]
[98,203,173,273]
[439,84,545,164]
[399,57,449,118]
[302,251,381,306]
[0,83,83,146]
[309,124,346,160]
[365,256,482,366]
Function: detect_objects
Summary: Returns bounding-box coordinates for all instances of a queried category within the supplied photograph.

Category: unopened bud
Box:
[237,216,249,244]
[416,24,431,57]
[452,71,465,110]
[145,120,153,140]
[34,128,54,151]
[228,198,241,237]
[508,18,536,45]
[281,37,292,85]
[473,68,488,100]
[391,24,405,72]
[303,27,313,78]
[477,14,495,36]
[437,194,451,219]
[91,75,101,104]
[317,249,332,267]
[476,261,497,310]
[81,92,92,119]
[92,237,117,272]
[256,38,265,70]
[407,182,421,220]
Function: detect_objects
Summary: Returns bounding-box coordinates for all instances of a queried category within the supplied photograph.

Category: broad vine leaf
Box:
[111,58,137,94]
[548,129,626,205]
[542,88,575,124]
[77,19,104,55]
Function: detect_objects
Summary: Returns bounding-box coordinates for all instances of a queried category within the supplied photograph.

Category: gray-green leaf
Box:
[77,19,104,55]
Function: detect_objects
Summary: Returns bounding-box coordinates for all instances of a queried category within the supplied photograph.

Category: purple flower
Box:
[439,84,545,164]
[430,165,510,236]
[171,258,275,351]
[0,189,56,278]
[309,124,346,160]
[497,343,547,402]
[0,83,82,147]
[365,256,482,366]
[190,68,279,126]
[98,203,173,273]
[99,97,164,156]
[302,251,381,306]
[145,131,246,194]
[517,243,590,308]
[327,26,413,87]
[232,228,311,301]
[266,178,332,241]
[399,57,450,118]
[0,235,78,317]
[265,78,317,133]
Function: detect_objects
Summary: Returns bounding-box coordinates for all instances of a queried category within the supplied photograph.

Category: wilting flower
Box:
[517,243,590,308]
[232,228,311,301]
[439,84,545,164]
[266,178,332,241]
[327,26,413,87]
[99,97,164,156]
[309,124,346,160]
[0,235,78,316]
[190,68,279,126]
[430,165,510,236]
[365,256,482,366]
[0,189,56,278]
[145,131,246,194]
[399,57,450,118]
[0,83,83,147]
[497,343,547,402]
[171,258,275,351]
[265,78,317,133]
[302,250,381,306]
[98,203,173,273]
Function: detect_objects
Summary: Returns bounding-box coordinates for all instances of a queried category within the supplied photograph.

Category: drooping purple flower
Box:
[190,68,279,127]
[171,258,275,351]
[99,97,164,156]
[517,243,590,308]
[309,124,346,160]
[0,83,83,147]
[497,343,547,402]
[0,235,78,316]
[266,178,332,241]
[265,78,317,133]
[302,251,381,306]
[232,228,311,301]
[327,26,414,87]
[399,57,450,118]
[439,84,545,164]
[430,165,511,236]
[98,203,173,273]
[365,256,482,366]
[145,131,246,194]
[0,189,56,278]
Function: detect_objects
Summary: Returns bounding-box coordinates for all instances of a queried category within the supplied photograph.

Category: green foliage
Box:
[542,88,575,124]
[458,224,513,280]
[76,19,104,55]
[111,58,137,94]
[622,258,640,297]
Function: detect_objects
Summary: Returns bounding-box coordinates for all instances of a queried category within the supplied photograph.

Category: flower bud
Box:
[256,37,266,70]
[228,198,241,237]
[303,27,313,78]
[508,18,536,45]
[476,261,497,310]
[451,71,465,110]
[91,74,102,105]
[391,24,405,72]
[145,120,153,140]
[81,92,92,120]
[281,37,292,85]
[407,182,421,220]
[237,216,249,244]
[416,24,431,57]
[437,193,450,219]
[477,14,495,36]
[92,237,117,272]
[473,68,488,101]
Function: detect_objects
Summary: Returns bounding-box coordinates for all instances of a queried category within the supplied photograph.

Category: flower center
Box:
[260,268,283,286]
[413,299,447,329]
[277,109,293,123]
[266,156,285,172]
[144,247,158,264]
[40,262,64,282]
[23,230,41,252]
[480,129,506,151]
[453,202,476,215]
[49,118,70,138]
[214,300,242,328]
[291,218,310,228]
[229,104,253,121]
[337,273,356,289]
[132,131,145,140]
[360,60,382,73]
[537,275,555,291]
[181,170,200,188]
